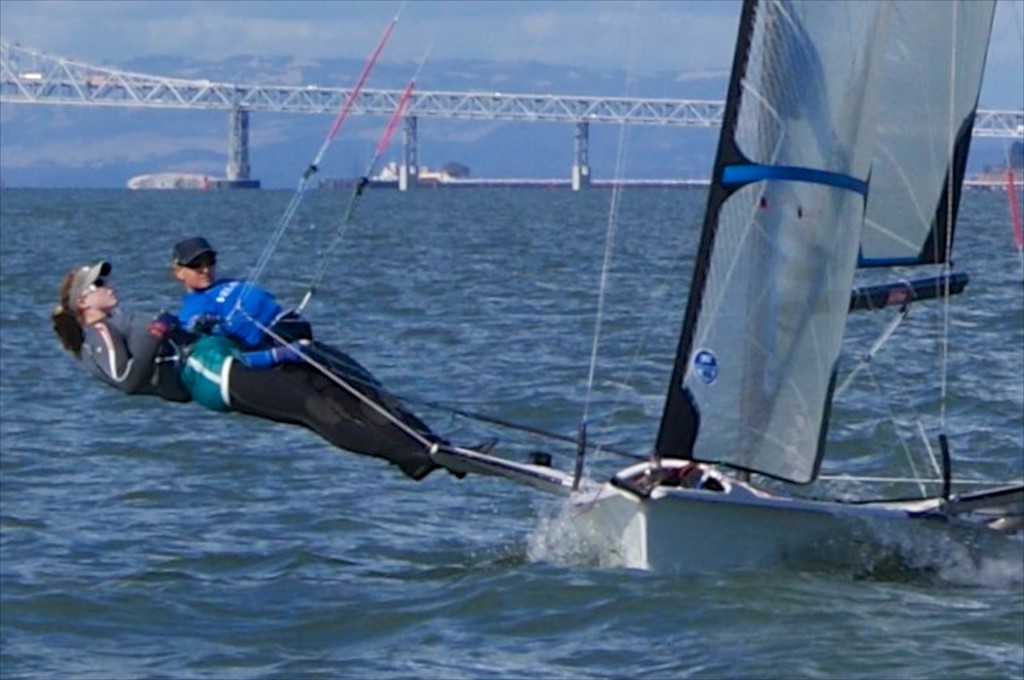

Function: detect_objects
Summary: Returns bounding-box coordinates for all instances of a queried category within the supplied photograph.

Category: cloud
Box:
[672,70,731,84]
[0,0,741,72]
[518,13,560,41]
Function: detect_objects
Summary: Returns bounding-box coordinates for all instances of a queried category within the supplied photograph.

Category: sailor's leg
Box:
[308,341,384,391]
[307,341,442,443]
[228,362,438,481]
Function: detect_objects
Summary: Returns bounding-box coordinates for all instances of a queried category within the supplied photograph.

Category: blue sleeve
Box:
[222,283,282,347]
[237,348,277,369]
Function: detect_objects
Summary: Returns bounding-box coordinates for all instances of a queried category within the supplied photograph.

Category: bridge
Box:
[3,38,1023,190]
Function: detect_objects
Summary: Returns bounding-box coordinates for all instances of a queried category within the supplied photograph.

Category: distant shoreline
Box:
[2,178,1020,191]
[320,177,713,190]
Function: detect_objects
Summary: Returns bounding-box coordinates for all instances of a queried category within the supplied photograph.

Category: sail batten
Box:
[722,164,869,194]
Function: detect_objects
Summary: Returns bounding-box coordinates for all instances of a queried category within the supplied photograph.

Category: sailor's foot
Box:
[404,461,440,481]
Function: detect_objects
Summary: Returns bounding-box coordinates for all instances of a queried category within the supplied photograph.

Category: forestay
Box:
[859,0,996,267]
[655,0,890,483]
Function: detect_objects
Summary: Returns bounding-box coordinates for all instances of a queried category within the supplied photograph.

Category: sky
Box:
[0,0,1022,109]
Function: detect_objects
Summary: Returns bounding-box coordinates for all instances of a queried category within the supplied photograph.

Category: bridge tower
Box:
[400,116,419,191]
[225,107,260,189]
[572,121,591,191]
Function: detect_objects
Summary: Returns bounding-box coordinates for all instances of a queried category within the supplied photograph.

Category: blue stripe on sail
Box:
[722,164,869,196]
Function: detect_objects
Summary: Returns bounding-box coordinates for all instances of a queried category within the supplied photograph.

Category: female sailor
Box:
[51,260,190,402]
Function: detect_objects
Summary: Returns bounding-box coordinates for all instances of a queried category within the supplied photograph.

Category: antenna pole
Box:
[572,422,587,490]
[939,434,952,500]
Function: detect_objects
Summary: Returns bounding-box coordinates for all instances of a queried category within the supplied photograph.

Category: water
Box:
[1,187,1022,679]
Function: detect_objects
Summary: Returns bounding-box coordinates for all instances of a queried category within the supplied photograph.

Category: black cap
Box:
[172,237,216,265]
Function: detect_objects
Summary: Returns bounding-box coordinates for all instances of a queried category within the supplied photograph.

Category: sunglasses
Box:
[78,278,107,300]
[183,255,217,270]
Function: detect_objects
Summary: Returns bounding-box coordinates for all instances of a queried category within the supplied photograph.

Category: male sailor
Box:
[170,236,288,348]
[160,236,452,481]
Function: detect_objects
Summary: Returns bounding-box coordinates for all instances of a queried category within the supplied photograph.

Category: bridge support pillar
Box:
[399,116,419,191]
[224,107,260,189]
[572,121,590,191]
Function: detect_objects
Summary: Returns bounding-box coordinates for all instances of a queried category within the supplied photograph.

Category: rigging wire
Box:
[297,44,433,313]
[248,319,435,449]
[411,398,647,462]
[240,5,405,303]
[1004,0,1024,281]
[577,0,645,485]
[938,4,960,435]
[231,302,648,463]
[207,4,464,462]
[835,308,933,494]
[1008,168,1024,283]
[834,305,909,398]
[222,54,451,455]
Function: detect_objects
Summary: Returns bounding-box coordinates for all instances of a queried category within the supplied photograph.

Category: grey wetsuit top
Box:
[80,311,191,402]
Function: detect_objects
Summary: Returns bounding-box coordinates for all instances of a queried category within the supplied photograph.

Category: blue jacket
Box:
[178,279,282,348]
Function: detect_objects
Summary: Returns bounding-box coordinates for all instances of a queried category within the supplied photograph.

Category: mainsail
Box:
[655,0,891,482]
[859,0,996,266]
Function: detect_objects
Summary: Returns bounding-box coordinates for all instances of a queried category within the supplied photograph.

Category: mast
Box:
[653,0,758,464]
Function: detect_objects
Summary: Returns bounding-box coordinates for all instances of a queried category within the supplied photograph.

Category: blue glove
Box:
[186,313,220,334]
[271,340,310,364]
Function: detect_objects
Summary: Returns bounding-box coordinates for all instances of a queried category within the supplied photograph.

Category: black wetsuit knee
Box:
[228,361,438,480]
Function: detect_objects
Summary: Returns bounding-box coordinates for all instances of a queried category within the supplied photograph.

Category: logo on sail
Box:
[691,349,719,385]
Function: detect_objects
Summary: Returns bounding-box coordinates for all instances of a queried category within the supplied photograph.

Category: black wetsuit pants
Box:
[227,342,441,481]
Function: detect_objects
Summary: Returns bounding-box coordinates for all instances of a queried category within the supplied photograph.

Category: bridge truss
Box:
[2,37,1022,186]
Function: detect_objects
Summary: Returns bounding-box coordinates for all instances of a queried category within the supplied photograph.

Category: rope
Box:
[938,4,960,432]
[247,312,435,450]
[231,302,648,467]
[818,474,1023,487]
[578,1,644,480]
[298,43,433,313]
[408,398,647,462]
[834,305,909,398]
[235,7,405,313]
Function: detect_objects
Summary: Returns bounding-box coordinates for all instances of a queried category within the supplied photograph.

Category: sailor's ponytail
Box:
[52,269,84,356]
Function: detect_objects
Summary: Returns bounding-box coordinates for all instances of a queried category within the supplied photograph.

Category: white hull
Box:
[432,445,1022,573]
[566,460,1023,572]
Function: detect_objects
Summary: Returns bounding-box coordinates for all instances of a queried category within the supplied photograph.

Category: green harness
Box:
[180,335,240,412]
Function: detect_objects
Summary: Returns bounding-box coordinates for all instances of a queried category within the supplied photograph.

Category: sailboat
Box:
[429,0,1023,571]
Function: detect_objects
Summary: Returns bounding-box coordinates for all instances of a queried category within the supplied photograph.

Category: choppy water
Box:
[1,187,1022,679]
